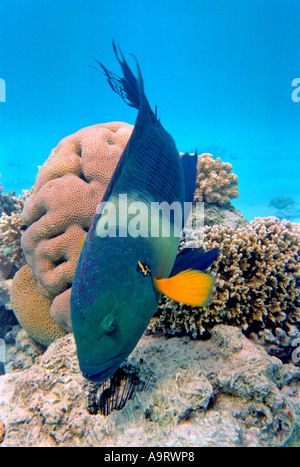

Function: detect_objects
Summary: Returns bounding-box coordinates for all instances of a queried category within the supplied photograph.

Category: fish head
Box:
[71,236,159,383]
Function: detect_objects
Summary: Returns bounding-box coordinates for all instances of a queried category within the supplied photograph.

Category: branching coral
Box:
[12,122,133,342]
[149,217,300,338]
[189,152,239,205]
[0,192,28,280]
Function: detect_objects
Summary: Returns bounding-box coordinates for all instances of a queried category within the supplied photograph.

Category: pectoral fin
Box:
[153,269,214,306]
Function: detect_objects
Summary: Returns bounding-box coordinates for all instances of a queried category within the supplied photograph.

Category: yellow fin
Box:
[153,269,214,306]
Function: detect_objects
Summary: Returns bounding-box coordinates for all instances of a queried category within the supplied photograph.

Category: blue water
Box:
[0,0,299,221]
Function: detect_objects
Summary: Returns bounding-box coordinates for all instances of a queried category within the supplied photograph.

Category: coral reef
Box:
[0,212,26,278]
[250,326,300,364]
[10,265,66,346]
[11,140,241,347]
[0,279,11,308]
[0,419,5,444]
[191,152,239,205]
[11,122,133,342]
[184,203,248,233]
[150,217,300,338]
[0,189,29,216]
[0,326,299,447]
[0,191,29,336]
[0,302,18,341]
[4,327,45,374]
[0,191,28,280]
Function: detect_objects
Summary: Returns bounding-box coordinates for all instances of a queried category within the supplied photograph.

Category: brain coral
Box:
[10,264,66,346]
[13,122,133,340]
[149,217,300,338]
[191,152,239,205]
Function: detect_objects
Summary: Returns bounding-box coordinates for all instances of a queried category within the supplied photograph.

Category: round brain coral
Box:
[16,122,133,339]
[150,217,300,338]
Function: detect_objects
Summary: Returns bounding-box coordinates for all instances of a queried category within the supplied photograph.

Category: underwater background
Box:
[0,0,299,222]
[1,0,300,448]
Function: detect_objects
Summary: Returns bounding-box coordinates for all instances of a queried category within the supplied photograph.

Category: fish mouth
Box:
[82,353,127,383]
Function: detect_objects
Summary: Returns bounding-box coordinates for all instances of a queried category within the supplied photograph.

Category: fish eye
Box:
[102,313,118,335]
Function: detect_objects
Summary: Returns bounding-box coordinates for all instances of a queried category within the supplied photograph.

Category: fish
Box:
[2,246,13,255]
[70,41,219,383]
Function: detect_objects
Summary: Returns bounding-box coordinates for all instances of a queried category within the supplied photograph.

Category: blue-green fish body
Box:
[71,43,219,382]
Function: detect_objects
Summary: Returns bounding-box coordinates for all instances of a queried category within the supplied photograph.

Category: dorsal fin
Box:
[94,39,144,110]
[180,151,198,225]
[91,42,184,230]
[91,42,147,223]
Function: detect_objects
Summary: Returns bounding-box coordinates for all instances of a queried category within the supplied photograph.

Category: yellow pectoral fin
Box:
[153,269,214,306]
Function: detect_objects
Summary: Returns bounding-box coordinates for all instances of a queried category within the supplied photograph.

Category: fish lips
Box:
[81,352,127,383]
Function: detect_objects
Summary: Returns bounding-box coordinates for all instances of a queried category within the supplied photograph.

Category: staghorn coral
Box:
[12,122,133,342]
[192,152,239,205]
[149,217,300,338]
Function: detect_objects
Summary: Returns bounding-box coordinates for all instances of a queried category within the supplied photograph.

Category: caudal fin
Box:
[94,40,144,110]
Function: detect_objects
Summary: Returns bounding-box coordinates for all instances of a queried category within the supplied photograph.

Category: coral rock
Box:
[0,419,5,444]
[0,279,12,308]
[0,326,299,446]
